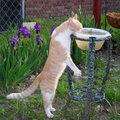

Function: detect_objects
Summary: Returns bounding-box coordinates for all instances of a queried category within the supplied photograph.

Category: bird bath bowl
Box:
[74,28,111,50]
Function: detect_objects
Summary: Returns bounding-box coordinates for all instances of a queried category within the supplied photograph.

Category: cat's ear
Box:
[69,17,74,25]
[73,14,78,19]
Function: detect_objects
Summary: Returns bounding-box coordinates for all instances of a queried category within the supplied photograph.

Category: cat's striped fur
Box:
[7,14,83,118]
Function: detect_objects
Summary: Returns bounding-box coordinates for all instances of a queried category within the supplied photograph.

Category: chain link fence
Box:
[0,0,24,32]
[0,0,120,32]
[105,0,120,13]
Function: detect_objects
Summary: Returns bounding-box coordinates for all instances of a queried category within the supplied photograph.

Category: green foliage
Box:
[105,69,120,103]
[79,14,95,28]
[112,28,120,50]
[0,25,50,89]
[71,41,83,65]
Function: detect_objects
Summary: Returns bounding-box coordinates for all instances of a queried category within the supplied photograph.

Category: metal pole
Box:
[104,0,108,30]
[102,38,112,90]
[66,66,73,91]
[22,0,25,19]
[85,37,96,120]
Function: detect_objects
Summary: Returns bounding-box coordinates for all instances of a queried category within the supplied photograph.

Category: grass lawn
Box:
[0,53,120,120]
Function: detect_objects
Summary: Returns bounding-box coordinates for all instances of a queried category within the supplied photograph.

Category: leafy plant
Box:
[112,28,120,50]
[0,24,50,89]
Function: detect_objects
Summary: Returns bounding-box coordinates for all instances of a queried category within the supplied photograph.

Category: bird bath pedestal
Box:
[67,28,112,120]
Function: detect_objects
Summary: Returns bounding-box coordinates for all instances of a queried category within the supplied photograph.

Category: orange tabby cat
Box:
[7,14,83,118]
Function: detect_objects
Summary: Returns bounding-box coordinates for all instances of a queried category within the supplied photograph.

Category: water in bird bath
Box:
[83,32,105,35]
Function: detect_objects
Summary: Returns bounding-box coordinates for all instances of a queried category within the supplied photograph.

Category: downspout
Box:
[93,0,103,28]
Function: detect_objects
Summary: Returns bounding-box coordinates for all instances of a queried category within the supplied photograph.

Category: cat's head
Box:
[68,14,83,32]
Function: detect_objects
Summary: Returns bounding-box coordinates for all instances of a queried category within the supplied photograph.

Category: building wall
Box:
[25,0,120,18]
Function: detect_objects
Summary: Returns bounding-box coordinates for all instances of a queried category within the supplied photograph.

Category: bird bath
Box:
[74,28,111,50]
[67,28,112,120]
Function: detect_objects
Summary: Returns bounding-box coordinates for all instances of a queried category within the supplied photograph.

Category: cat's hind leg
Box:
[42,91,55,118]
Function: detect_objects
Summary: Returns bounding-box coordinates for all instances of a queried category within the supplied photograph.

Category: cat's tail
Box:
[6,76,40,99]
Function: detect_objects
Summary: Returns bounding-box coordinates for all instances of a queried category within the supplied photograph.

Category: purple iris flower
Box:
[17,31,21,38]
[20,27,28,33]
[50,28,55,35]
[23,31,31,38]
[10,36,19,47]
[34,23,41,33]
[19,27,31,38]
[27,31,31,38]
[36,36,42,44]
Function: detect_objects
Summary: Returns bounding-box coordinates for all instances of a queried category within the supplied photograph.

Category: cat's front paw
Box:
[74,70,82,77]
[73,70,82,82]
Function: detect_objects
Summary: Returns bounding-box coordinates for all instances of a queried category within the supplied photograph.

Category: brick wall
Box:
[25,0,120,18]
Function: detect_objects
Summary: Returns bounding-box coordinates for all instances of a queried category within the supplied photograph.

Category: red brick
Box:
[25,0,120,18]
